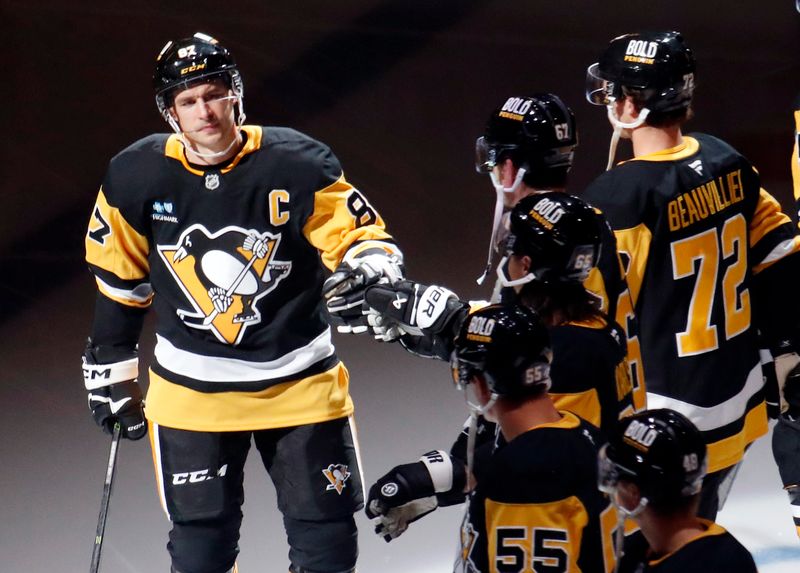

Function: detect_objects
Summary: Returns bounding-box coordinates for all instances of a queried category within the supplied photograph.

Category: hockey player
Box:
[584,30,800,520]
[366,304,617,573]
[365,192,633,438]
[473,93,646,411]
[598,409,757,572]
[82,33,403,573]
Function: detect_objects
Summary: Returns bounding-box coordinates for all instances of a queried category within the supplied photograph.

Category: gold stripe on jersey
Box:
[550,390,601,429]
[613,224,652,308]
[706,401,767,473]
[303,175,394,271]
[647,519,726,566]
[163,125,264,175]
[626,136,700,163]
[144,361,354,431]
[583,266,609,314]
[750,189,793,249]
[86,188,151,307]
[485,497,588,573]
[616,289,646,411]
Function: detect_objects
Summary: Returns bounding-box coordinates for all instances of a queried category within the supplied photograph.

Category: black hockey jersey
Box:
[584,133,800,472]
[549,316,633,438]
[85,126,400,431]
[456,412,617,573]
[618,520,757,573]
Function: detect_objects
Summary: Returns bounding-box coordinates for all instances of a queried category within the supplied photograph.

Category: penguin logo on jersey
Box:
[458,515,479,571]
[157,224,291,345]
[322,464,351,495]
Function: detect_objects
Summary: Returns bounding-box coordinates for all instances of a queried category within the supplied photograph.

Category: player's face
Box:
[170,80,238,150]
[495,159,529,208]
[506,254,531,293]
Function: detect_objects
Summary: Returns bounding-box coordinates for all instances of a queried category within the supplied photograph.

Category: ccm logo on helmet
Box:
[626,40,658,59]
[623,420,658,450]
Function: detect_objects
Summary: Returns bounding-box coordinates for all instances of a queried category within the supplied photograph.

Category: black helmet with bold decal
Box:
[586,31,696,114]
[502,192,602,286]
[153,32,245,131]
[475,93,577,175]
[598,409,707,505]
[451,304,552,398]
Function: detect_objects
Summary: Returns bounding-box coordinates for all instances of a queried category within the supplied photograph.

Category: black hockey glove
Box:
[323,253,404,334]
[364,280,467,344]
[366,450,466,542]
[82,342,146,440]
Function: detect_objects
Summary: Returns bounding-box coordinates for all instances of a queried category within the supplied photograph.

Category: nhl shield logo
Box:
[322,464,351,495]
[205,173,220,190]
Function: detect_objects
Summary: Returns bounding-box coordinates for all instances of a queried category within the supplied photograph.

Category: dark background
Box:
[2,1,800,571]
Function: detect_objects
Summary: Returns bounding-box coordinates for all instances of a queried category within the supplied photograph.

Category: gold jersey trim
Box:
[144,361,354,431]
[302,174,394,271]
[626,136,700,163]
[86,188,150,282]
[648,519,727,566]
[550,391,601,429]
[613,223,653,308]
[164,125,264,175]
[705,402,767,473]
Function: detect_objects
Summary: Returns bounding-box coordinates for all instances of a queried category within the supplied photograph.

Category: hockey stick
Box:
[90,422,122,573]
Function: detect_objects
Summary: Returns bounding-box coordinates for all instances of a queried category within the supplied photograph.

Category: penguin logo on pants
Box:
[158,224,291,345]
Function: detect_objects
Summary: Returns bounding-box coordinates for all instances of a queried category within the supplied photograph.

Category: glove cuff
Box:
[82,356,139,389]
[419,450,457,494]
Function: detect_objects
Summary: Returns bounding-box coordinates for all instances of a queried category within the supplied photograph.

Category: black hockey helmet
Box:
[598,409,707,505]
[451,304,552,398]
[503,192,602,285]
[475,93,577,174]
[586,31,696,114]
[153,32,245,129]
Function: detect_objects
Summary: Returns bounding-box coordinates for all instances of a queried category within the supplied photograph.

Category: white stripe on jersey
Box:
[96,276,153,303]
[646,360,762,432]
[757,237,800,268]
[153,328,335,382]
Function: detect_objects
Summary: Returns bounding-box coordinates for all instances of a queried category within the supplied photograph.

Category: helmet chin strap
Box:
[610,496,649,573]
[464,391,498,488]
[477,168,527,285]
[605,103,650,170]
[495,255,535,288]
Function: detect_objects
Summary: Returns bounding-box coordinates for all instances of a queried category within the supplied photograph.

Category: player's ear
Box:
[615,480,642,510]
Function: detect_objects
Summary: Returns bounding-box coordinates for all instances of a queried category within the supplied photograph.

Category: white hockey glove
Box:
[82,342,147,440]
[323,252,404,334]
[365,450,465,542]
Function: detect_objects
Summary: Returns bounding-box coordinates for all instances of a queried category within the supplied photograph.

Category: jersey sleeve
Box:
[300,145,400,271]
[85,186,153,308]
[748,187,800,348]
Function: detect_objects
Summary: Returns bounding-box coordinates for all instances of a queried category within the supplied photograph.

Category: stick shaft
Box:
[90,423,122,573]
